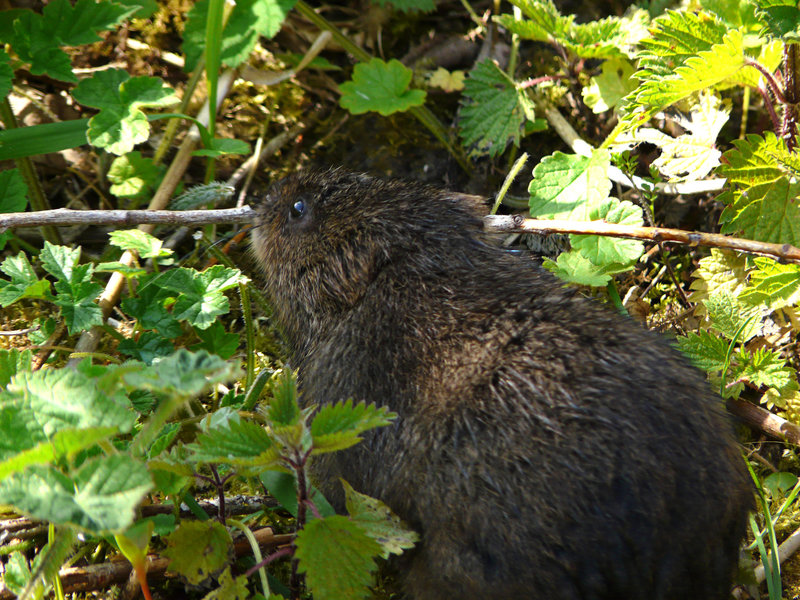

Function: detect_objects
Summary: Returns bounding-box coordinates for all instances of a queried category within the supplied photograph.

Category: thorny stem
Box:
[782,44,800,151]
[758,83,783,134]
[745,58,786,104]
[244,546,295,578]
[209,465,228,525]
[290,449,312,600]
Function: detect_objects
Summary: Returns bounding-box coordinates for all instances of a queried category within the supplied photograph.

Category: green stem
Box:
[605,280,627,315]
[491,152,528,214]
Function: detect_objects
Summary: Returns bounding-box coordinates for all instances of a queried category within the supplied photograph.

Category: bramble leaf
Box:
[295,515,381,600]
[459,59,535,158]
[339,58,426,116]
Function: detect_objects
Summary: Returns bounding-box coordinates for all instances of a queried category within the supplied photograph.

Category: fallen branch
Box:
[3,207,799,264]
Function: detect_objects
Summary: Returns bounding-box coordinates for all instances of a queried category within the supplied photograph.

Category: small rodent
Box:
[252,168,751,600]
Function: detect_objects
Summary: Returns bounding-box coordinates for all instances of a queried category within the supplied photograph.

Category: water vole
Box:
[252,168,751,600]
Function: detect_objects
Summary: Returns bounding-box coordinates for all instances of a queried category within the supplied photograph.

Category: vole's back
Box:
[252,168,751,600]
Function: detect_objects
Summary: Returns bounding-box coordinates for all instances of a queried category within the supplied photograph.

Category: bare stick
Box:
[0,207,253,229]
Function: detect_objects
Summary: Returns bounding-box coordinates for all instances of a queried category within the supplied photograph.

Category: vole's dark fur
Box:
[252,168,751,600]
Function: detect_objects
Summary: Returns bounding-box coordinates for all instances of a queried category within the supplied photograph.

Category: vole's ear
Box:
[447,192,489,216]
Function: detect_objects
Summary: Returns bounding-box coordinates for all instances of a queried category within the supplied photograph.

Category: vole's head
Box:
[251,168,485,346]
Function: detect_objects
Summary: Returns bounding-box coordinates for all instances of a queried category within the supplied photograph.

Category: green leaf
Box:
[163,521,232,585]
[570,197,644,269]
[72,69,178,155]
[737,347,795,390]
[676,329,729,373]
[295,515,381,600]
[121,277,182,337]
[0,252,50,306]
[372,0,436,12]
[117,331,175,364]
[0,118,90,161]
[754,0,800,41]
[123,349,239,398]
[191,321,240,359]
[342,480,418,559]
[203,567,251,600]
[4,551,32,596]
[39,241,81,282]
[153,265,248,329]
[703,290,762,342]
[0,49,12,100]
[581,58,637,113]
[39,244,104,334]
[193,137,251,157]
[107,152,164,200]
[717,132,800,245]
[170,182,236,210]
[339,58,426,117]
[268,368,301,426]
[459,59,535,158]
[109,229,172,259]
[182,0,297,71]
[701,0,759,28]
[687,249,749,311]
[529,149,611,219]
[0,348,31,387]
[311,400,396,454]
[188,415,277,467]
[542,250,618,287]
[0,168,28,249]
[259,471,336,518]
[740,258,800,309]
[0,454,152,533]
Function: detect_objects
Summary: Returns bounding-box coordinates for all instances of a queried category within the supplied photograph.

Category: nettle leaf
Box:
[529,149,611,219]
[688,249,749,311]
[582,58,637,113]
[701,0,760,27]
[459,59,535,158]
[8,0,136,82]
[109,229,172,260]
[72,69,177,155]
[0,348,31,388]
[339,58,426,117]
[676,329,729,373]
[342,480,418,559]
[0,168,27,250]
[372,0,436,12]
[0,454,152,534]
[7,368,136,435]
[704,290,763,342]
[182,0,296,72]
[295,515,381,600]
[311,401,396,455]
[570,197,644,268]
[123,349,239,398]
[188,415,277,467]
[163,521,232,585]
[754,0,800,41]
[107,152,165,200]
[737,347,795,390]
[0,252,50,306]
[153,265,248,330]
[268,368,301,427]
[631,28,747,124]
[740,258,800,309]
[717,132,800,245]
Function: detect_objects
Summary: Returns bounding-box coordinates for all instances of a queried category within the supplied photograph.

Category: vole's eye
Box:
[290,199,307,219]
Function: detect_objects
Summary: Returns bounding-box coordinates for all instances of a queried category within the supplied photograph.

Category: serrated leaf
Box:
[701,0,760,27]
[295,515,380,600]
[189,416,278,467]
[311,400,395,454]
[163,520,232,585]
[268,368,301,426]
[631,28,747,123]
[4,551,32,596]
[736,347,795,390]
[191,321,240,359]
[754,0,800,41]
[570,197,644,268]
[203,567,250,600]
[182,0,296,72]
[0,252,49,306]
[39,241,81,282]
[339,58,426,116]
[428,67,464,92]
[740,258,800,309]
[582,58,637,113]
[107,152,164,200]
[0,348,31,387]
[717,132,800,245]
[688,249,749,311]
[459,59,534,158]
[72,69,178,155]
[342,480,418,559]
[704,290,763,342]
[0,455,152,533]
[676,329,729,373]
[123,349,239,398]
[529,149,611,219]
[542,250,621,286]
[121,278,182,338]
[109,229,171,259]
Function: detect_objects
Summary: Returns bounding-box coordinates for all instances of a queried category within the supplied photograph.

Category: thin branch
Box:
[3,207,799,264]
